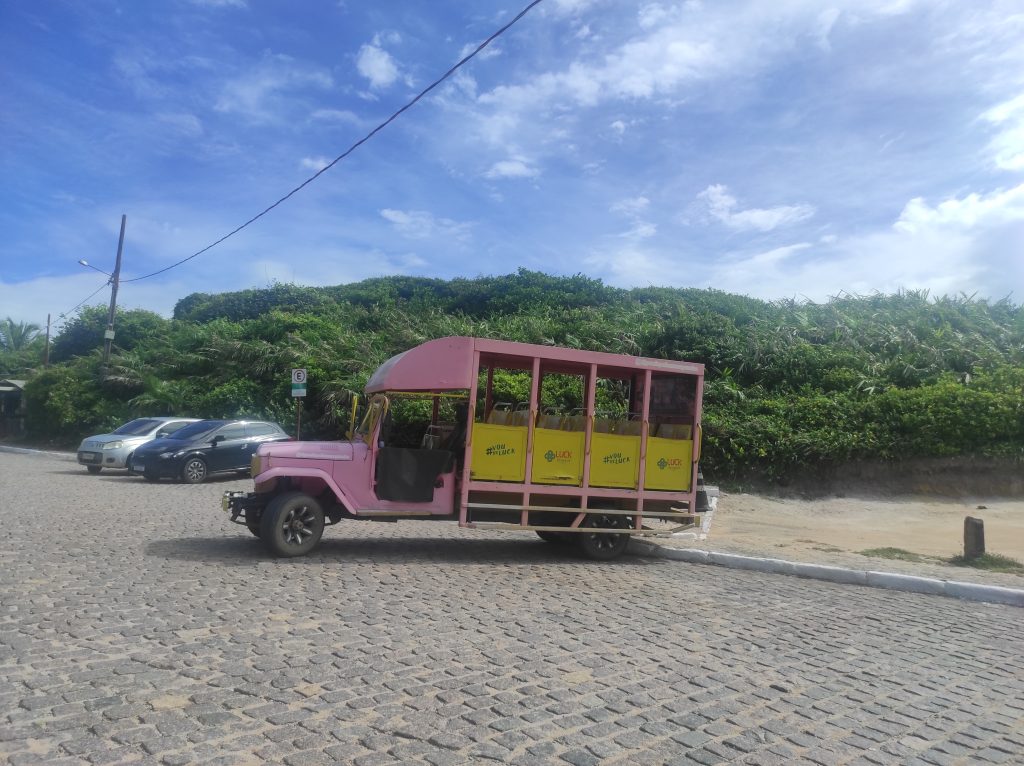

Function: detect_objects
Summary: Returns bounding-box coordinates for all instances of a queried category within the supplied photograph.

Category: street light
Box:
[77,259,112,279]
[77,215,126,365]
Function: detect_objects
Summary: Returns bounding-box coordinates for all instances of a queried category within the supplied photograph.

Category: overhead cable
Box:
[57,281,111,324]
[123,0,545,284]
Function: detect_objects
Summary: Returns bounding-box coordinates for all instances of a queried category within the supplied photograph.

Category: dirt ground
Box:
[702,491,1024,563]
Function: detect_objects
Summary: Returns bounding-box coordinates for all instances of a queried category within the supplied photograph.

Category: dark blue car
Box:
[129,419,290,483]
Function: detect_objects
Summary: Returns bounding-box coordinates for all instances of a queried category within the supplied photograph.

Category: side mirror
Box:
[155,431,168,439]
[211,435,225,446]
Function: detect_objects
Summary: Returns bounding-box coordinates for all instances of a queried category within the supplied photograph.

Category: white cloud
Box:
[299,156,331,171]
[484,159,539,179]
[981,93,1024,171]
[588,184,1024,301]
[609,119,626,135]
[716,184,1024,299]
[611,196,655,238]
[459,42,501,61]
[310,108,362,125]
[187,0,247,7]
[610,196,649,216]
[895,185,1024,232]
[356,44,400,89]
[696,184,815,231]
[216,55,332,121]
[379,209,472,241]
[156,112,203,137]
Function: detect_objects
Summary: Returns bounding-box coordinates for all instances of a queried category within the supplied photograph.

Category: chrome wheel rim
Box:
[281,505,317,546]
[184,459,206,482]
[585,513,626,551]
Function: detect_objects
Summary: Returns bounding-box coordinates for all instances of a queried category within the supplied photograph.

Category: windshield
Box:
[356,396,388,438]
[168,420,226,441]
[112,418,163,436]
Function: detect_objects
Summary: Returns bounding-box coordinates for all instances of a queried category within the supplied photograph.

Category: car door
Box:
[204,423,249,473]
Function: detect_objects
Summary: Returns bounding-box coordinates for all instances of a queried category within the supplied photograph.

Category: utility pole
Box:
[44,313,51,368]
[103,215,126,365]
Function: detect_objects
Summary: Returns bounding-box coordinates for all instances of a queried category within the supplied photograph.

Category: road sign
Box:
[291,368,307,398]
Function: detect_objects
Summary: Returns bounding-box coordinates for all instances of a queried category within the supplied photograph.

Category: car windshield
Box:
[111,418,163,436]
[169,420,226,440]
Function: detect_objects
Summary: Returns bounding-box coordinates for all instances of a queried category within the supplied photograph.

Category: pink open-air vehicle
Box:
[222,336,715,560]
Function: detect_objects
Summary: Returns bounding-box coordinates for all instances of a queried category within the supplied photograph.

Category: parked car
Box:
[129,419,290,483]
[77,417,199,474]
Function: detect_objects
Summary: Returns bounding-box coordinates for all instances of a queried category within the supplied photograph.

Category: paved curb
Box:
[0,444,76,461]
[629,540,1024,608]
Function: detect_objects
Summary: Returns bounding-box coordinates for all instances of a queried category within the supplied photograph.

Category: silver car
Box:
[76,417,199,474]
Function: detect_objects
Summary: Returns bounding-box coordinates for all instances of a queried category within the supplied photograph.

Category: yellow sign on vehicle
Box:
[644,437,694,491]
[532,428,584,485]
[590,432,641,488]
[470,423,527,482]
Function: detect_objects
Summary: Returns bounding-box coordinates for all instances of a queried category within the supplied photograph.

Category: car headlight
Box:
[159,451,179,459]
[103,441,123,450]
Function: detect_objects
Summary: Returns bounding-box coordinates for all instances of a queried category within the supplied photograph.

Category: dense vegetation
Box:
[3,271,1023,483]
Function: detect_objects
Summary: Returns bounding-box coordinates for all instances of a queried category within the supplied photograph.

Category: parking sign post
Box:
[291,369,307,440]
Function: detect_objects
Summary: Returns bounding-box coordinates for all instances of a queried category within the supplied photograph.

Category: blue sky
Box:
[2,0,1023,331]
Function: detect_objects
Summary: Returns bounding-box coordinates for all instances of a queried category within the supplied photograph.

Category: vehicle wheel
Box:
[181,457,208,484]
[260,492,325,558]
[86,466,102,475]
[536,530,572,544]
[578,511,632,561]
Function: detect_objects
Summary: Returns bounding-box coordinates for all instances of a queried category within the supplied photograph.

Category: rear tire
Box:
[577,511,631,561]
[260,492,325,557]
[536,530,572,544]
[86,466,102,475]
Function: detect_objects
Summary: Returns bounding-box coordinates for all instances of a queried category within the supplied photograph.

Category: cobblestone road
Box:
[1,451,1022,765]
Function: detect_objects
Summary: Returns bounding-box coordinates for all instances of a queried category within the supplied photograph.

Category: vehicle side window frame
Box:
[215,424,247,441]
[246,423,279,438]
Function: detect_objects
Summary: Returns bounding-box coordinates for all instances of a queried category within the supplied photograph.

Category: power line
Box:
[57,281,111,325]
[124,0,545,284]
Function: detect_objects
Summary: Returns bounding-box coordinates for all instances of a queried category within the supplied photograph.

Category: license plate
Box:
[133,462,145,473]
[81,452,99,462]
[221,494,231,513]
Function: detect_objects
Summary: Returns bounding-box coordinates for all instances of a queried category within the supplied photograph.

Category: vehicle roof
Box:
[364,336,704,393]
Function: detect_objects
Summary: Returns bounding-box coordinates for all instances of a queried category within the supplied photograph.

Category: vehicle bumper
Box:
[78,449,131,469]
[222,491,269,526]
[128,454,181,479]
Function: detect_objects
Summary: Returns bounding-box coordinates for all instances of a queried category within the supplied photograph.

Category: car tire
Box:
[260,492,325,558]
[181,456,208,484]
[86,466,102,475]
[577,511,632,561]
[536,530,572,544]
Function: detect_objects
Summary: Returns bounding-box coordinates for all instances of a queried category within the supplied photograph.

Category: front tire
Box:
[260,492,325,557]
[578,512,631,560]
[181,456,208,484]
[86,466,102,475]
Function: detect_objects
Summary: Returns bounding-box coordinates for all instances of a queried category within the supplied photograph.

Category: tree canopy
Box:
[16,271,1024,482]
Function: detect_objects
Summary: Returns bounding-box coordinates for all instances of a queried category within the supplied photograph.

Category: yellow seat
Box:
[657,423,692,439]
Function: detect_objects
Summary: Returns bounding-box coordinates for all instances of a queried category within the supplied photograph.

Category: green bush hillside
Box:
[6,270,1023,483]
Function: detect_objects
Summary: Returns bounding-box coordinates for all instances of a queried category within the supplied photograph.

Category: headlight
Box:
[103,441,123,450]
[159,451,179,459]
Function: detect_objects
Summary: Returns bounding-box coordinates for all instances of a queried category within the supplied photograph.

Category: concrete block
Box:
[790,562,868,586]
[943,580,1024,607]
[866,571,945,596]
